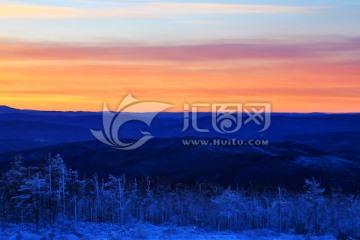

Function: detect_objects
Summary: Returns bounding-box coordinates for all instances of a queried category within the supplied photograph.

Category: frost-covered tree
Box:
[17,172,46,230]
[0,154,359,238]
[212,188,239,230]
[4,156,26,224]
[304,178,325,235]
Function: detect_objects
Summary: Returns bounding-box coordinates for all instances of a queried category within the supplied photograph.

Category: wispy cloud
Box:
[178,20,224,25]
[0,4,153,19]
[1,39,359,62]
[138,3,330,14]
[0,3,332,19]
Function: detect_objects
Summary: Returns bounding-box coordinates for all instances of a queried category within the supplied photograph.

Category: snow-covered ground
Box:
[0,223,337,240]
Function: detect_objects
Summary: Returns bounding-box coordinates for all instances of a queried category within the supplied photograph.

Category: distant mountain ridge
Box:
[0,106,359,154]
[0,105,359,190]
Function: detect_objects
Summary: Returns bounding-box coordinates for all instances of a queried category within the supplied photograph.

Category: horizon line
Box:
[0,105,359,114]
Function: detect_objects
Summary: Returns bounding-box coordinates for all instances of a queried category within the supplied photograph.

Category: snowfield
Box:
[0,223,337,240]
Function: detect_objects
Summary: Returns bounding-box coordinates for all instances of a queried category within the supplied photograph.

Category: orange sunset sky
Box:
[0,0,359,112]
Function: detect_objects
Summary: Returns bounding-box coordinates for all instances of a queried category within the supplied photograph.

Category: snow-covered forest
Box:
[0,155,359,239]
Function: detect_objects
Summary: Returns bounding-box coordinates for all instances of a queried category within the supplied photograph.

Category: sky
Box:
[0,0,359,112]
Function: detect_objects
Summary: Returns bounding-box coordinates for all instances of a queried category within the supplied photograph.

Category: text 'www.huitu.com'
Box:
[182,139,269,146]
